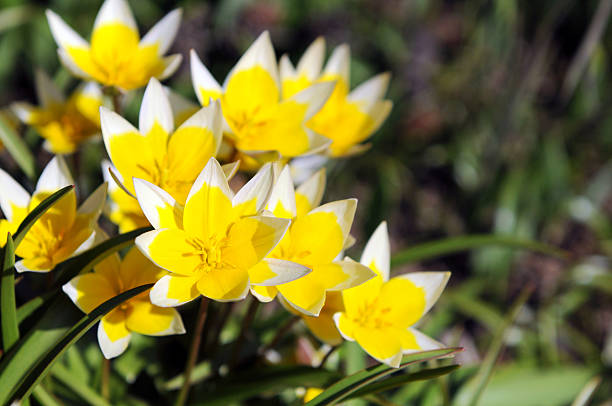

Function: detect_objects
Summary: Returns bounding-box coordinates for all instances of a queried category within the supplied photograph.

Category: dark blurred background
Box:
[1,0,612,404]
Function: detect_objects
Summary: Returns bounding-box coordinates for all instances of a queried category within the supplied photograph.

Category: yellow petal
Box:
[196,266,249,302]
[98,308,130,359]
[63,273,117,313]
[149,274,201,307]
[136,229,202,276]
[119,246,166,290]
[277,274,327,316]
[125,300,185,336]
[378,277,426,329]
[354,325,403,367]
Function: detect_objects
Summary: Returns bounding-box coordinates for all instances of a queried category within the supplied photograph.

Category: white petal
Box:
[323,44,350,84]
[11,102,35,124]
[73,230,97,255]
[226,31,279,90]
[190,49,223,105]
[326,258,376,291]
[249,258,311,286]
[296,36,325,80]
[34,69,65,107]
[36,156,74,193]
[61,277,82,309]
[94,0,136,31]
[101,160,120,192]
[148,274,198,307]
[186,158,233,205]
[75,81,103,101]
[347,72,390,107]
[289,154,329,185]
[57,48,91,79]
[158,54,183,81]
[289,81,335,120]
[295,167,326,210]
[403,328,444,354]
[397,272,451,315]
[175,99,223,156]
[100,106,142,162]
[139,8,182,55]
[266,165,296,218]
[45,9,89,50]
[0,169,30,221]
[139,78,174,136]
[360,221,390,281]
[133,178,179,229]
[309,198,357,241]
[279,54,296,83]
[97,321,131,359]
[302,129,332,156]
[232,163,273,214]
[77,183,107,217]
[15,260,49,274]
[164,86,199,123]
[222,161,240,181]
[250,287,275,303]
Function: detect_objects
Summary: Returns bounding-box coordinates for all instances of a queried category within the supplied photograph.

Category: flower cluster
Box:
[0,0,449,369]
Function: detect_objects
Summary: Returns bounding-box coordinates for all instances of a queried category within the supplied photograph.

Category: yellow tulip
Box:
[250,166,375,316]
[133,158,309,304]
[63,245,185,358]
[0,156,106,272]
[334,222,450,367]
[12,70,102,154]
[46,0,182,91]
[190,32,335,160]
[280,37,392,157]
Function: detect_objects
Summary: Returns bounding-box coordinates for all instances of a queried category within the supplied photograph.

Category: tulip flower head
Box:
[250,166,375,317]
[280,38,392,157]
[12,70,102,154]
[0,156,106,272]
[100,78,223,231]
[63,245,185,358]
[334,222,450,367]
[134,158,310,305]
[46,0,182,91]
[191,31,335,160]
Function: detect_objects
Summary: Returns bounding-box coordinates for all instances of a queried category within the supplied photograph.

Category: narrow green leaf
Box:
[52,362,111,406]
[305,348,462,406]
[0,284,152,404]
[0,5,36,32]
[391,234,566,268]
[571,376,601,406]
[1,234,18,352]
[16,293,50,324]
[13,185,74,248]
[452,287,532,406]
[32,385,62,406]
[191,365,341,406]
[0,114,35,179]
[346,365,460,400]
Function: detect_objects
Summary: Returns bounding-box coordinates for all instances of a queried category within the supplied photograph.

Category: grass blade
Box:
[12,185,74,248]
[32,385,62,406]
[51,362,111,406]
[1,234,18,352]
[391,234,566,268]
[0,284,152,404]
[0,114,35,179]
[571,376,601,406]
[452,287,532,406]
[305,348,462,406]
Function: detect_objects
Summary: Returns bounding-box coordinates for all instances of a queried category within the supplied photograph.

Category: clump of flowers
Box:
[0,5,455,406]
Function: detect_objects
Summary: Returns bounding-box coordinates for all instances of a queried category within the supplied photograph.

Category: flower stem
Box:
[318,345,338,368]
[259,315,299,356]
[175,297,209,406]
[101,358,110,400]
[230,297,259,369]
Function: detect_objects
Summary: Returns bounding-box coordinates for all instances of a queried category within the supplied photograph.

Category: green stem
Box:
[230,297,259,368]
[101,358,110,400]
[175,297,209,406]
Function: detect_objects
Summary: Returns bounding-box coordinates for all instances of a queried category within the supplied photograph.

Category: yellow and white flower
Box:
[334,222,450,367]
[280,37,392,157]
[100,78,223,231]
[134,158,309,304]
[63,245,185,358]
[190,31,335,160]
[250,166,375,316]
[12,69,102,154]
[46,0,182,91]
[0,156,106,272]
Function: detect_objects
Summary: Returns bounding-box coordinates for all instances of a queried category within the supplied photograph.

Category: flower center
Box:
[352,298,393,330]
[184,235,229,272]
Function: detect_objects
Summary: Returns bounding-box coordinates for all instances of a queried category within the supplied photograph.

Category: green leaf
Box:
[0,284,152,404]
[16,293,51,324]
[191,365,342,406]
[32,385,63,406]
[13,185,74,248]
[305,348,462,406]
[1,234,18,352]
[0,114,35,179]
[391,234,566,268]
[346,365,460,400]
[51,362,111,406]
[452,287,532,406]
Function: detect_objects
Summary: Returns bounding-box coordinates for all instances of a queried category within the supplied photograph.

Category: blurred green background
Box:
[1,0,612,404]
